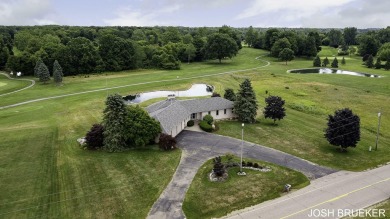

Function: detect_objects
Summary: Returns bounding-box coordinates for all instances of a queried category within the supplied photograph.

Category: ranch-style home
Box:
[147,97,236,137]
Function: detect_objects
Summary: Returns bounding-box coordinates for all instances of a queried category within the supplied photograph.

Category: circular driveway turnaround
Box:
[147,131,337,219]
[0,73,35,97]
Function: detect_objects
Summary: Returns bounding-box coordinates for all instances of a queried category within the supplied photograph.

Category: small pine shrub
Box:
[253,163,259,168]
[241,161,246,166]
[187,120,195,127]
[247,162,253,167]
[199,120,212,132]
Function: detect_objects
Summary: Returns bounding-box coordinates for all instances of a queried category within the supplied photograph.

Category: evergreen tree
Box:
[53,60,63,84]
[385,59,390,70]
[313,55,321,67]
[322,57,330,67]
[234,79,258,123]
[341,56,346,65]
[263,96,286,124]
[102,94,129,152]
[365,55,374,68]
[38,62,50,84]
[331,57,339,68]
[375,58,382,69]
[34,58,43,78]
[224,88,236,101]
[325,108,360,152]
[85,124,104,150]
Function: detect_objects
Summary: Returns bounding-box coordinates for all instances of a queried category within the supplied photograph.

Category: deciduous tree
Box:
[325,108,360,152]
[264,96,286,124]
[206,33,238,63]
[85,124,104,150]
[279,48,294,65]
[126,105,161,147]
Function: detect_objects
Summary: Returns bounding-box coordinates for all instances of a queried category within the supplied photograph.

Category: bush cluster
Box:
[187,120,195,127]
[199,120,213,132]
[158,133,177,151]
[203,114,214,125]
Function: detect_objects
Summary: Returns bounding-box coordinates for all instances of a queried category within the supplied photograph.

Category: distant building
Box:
[146,97,236,137]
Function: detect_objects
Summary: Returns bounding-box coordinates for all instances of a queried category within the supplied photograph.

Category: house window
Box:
[216,110,219,116]
[224,109,227,114]
[208,111,211,115]
[191,113,196,119]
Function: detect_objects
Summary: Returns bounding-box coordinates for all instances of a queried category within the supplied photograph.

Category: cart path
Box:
[147,131,337,219]
[0,73,36,97]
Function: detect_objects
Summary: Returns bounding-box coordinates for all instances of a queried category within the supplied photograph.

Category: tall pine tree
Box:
[375,58,382,69]
[53,60,63,85]
[102,94,129,152]
[341,56,346,65]
[38,62,50,84]
[313,55,321,67]
[331,57,339,68]
[34,58,43,78]
[366,55,374,68]
[234,79,258,123]
[322,57,330,67]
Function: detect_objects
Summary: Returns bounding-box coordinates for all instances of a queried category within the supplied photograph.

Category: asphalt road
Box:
[224,164,390,219]
[147,131,337,219]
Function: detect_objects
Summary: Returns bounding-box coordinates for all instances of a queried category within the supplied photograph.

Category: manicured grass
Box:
[0,48,266,107]
[182,156,309,219]
[1,46,390,218]
[345,199,390,219]
[0,74,31,95]
[0,92,181,218]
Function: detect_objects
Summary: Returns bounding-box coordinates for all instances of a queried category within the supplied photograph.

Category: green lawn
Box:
[345,199,390,219]
[182,156,309,219]
[1,47,390,218]
[0,74,31,95]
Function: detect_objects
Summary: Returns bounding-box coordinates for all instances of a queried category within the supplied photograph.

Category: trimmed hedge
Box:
[199,120,212,132]
[187,120,195,127]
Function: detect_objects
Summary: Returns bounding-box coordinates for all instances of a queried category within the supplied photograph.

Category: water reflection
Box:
[123,84,213,103]
[288,68,382,78]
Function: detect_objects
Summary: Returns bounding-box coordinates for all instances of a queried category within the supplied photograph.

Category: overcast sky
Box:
[0,0,389,28]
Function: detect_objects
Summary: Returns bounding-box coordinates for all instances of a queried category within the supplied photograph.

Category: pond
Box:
[123,84,214,104]
[288,68,382,78]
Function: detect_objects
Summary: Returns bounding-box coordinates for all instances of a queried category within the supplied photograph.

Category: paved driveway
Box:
[147,131,336,219]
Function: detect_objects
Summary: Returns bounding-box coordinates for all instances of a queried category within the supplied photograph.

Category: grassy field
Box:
[0,74,31,95]
[0,46,389,218]
[182,156,309,219]
[345,199,390,219]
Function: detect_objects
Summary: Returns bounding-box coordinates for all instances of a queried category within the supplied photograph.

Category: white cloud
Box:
[236,0,354,20]
[103,4,181,26]
[0,0,56,25]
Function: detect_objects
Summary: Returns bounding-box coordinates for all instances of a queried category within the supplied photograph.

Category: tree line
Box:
[1,26,390,76]
[0,25,241,76]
